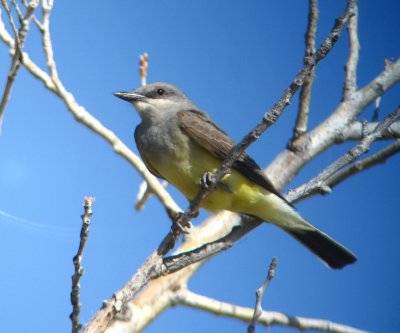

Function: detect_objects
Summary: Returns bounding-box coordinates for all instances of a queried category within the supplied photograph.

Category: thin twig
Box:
[288,105,400,202]
[372,96,381,122]
[248,257,278,333]
[343,4,359,100]
[11,0,24,23]
[70,197,95,333]
[176,289,368,333]
[139,52,148,86]
[327,139,400,188]
[21,0,42,30]
[293,0,319,139]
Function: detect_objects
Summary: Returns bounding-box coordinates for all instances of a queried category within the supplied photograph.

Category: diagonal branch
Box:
[326,139,400,189]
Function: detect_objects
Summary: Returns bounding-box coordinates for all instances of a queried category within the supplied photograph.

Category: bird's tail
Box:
[255,193,356,269]
[284,226,357,269]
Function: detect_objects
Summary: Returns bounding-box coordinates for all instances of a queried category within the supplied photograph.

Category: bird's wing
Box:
[177,110,289,203]
[134,125,165,180]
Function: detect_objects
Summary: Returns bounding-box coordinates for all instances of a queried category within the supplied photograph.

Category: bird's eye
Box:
[157,88,165,96]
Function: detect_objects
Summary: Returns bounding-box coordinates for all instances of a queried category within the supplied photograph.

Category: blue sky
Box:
[0,1,399,332]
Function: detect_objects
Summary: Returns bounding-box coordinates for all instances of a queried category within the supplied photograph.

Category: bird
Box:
[114,82,356,269]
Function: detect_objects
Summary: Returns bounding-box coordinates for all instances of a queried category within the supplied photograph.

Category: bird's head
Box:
[114,82,197,122]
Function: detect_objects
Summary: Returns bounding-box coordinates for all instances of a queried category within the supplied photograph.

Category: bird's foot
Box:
[166,208,192,234]
[200,172,218,192]
[174,212,192,234]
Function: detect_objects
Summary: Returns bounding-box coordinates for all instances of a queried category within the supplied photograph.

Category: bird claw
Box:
[200,172,218,192]
[174,212,192,234]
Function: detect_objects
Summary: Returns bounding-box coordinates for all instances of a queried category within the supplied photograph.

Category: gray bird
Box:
[114,82,356,269]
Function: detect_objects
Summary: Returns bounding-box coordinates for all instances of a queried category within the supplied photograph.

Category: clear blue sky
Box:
[0,1,399,332]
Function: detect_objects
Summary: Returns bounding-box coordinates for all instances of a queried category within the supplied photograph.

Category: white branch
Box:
[176,289,367,333]
[343,4,359,100]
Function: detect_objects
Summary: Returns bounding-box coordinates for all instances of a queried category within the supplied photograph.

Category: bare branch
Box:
[268,58,400,190]
[139,52,148,86]
[175,289,367,333]
[327,139,400,189]
[105,211,243,333]
[70,197,95,333]
[338,120,400,141]
[248,257,277,333]
[84,214,260,333]
[21,0,42,30]
[0,0,37,129]
[343,4,359,100]
[40,0,58,80]
[135,180,167,211]
[288,105,400,203]
[293,0,319,139]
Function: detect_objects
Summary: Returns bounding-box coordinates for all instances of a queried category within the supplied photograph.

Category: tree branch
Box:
[343,4,359,100]
[287,105,400,202]
[337,120,400,141]
[175,289,367,333]
[105,211,243,333]
[0,0,38,130]
[326,139,400,189]
[248,257,277,333]
[84,213,261,333]
[293,0,318,139]
[267,58,400,190]
[70,197,95,333]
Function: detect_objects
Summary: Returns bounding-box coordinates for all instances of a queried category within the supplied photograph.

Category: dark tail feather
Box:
[286,228,357,269]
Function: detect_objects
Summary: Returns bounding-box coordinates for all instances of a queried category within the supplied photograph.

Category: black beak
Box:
[113,91,144,102]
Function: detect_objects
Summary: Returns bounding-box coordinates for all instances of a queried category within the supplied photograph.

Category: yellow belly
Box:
[148,139,306,230]
[158,142,266,215]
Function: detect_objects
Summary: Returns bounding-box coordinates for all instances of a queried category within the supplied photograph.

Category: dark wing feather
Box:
[134,125,164,179]
[177,110,289,204]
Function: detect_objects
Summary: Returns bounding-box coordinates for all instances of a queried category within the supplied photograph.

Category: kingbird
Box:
[114,82,356,269]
